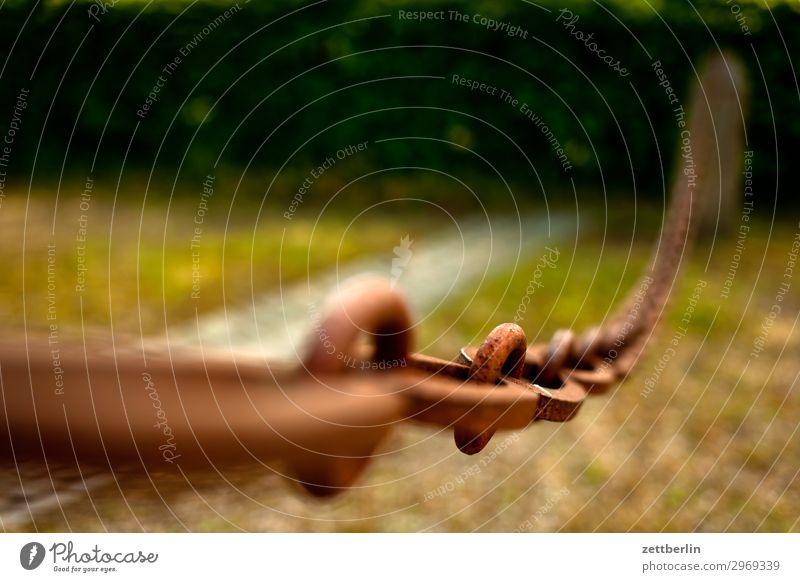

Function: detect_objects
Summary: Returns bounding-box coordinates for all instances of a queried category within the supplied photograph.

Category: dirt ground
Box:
[2,194,798,532]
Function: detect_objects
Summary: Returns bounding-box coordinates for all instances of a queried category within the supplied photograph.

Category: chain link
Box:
[0,53,745,497]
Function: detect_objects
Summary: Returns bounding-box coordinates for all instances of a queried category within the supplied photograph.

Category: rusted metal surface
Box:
[575,52,745,372]
[455,323,527,455]
[0,52,745,498]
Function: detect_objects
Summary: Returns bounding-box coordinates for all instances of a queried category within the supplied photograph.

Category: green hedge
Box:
[0,0,797,202]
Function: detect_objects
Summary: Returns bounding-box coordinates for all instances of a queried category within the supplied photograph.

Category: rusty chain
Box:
[0,53,745,497]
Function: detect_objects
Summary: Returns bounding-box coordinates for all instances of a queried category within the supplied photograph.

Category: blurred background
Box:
[0,0,798,532]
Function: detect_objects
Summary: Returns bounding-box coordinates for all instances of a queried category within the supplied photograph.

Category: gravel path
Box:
[2,213,568,531]
[169,214,567,359]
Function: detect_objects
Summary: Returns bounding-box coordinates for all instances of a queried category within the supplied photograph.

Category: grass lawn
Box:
[0,178,443,338]
[2,182,798,532]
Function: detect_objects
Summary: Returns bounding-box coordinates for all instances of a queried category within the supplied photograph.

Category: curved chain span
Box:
[555,51,746,379]
[0,53,746,497]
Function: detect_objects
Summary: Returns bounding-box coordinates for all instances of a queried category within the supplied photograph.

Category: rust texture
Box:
[0,52,744,496]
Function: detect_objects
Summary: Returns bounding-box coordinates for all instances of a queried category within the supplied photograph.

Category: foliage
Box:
[0,1,797,203]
